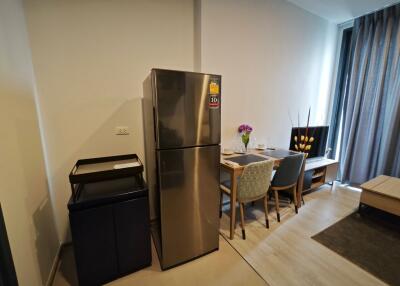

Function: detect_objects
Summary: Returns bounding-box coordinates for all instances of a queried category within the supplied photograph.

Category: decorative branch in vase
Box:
[293,108,316,158]
[238,124,253,152]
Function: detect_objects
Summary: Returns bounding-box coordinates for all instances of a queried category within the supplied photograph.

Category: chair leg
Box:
[302,195,305,205]
[274,190,280,222]
[239,203,246,240]
[292,186,298,214]
[219,191,223,218]
[263,196,269,229]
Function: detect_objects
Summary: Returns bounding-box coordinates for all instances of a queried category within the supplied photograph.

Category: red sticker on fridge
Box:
[209,95,219,109]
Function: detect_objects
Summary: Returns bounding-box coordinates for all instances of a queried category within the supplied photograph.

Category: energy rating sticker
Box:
[209,94,219,109]
[209,82,220,95]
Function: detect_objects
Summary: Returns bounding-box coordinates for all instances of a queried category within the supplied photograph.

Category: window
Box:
[328,27,353,160]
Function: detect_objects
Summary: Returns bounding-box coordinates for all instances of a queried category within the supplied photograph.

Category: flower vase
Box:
[238,124,253,153]
[242,135,250,153]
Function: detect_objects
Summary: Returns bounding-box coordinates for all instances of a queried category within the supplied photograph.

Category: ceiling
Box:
[286,0,400,23]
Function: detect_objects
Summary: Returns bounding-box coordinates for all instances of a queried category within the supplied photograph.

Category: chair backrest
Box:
[271,153,304,188]
[237,160,274,202]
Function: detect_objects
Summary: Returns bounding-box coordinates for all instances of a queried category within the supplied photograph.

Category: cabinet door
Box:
[69,205,118,286]
[114,197,151,274]
[325,163,339,183]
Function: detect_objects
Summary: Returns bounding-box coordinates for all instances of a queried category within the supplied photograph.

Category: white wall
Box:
[24,0,195,241]
[200,0,338,149]
[23,0,338,245]
[0,0,59,285]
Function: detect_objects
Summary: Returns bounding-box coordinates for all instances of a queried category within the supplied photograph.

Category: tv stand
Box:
[297,157,339,205]
[306,157,326,162]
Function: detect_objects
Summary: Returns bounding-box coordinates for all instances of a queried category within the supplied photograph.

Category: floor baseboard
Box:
[45,242,65,286]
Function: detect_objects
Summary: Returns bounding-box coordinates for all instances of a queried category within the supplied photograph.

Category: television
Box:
[289,126,329,159]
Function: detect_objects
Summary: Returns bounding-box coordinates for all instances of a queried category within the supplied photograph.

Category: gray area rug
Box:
[312,207,400,286]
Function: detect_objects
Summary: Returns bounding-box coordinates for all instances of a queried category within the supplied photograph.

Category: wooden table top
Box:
[361,175,400,200]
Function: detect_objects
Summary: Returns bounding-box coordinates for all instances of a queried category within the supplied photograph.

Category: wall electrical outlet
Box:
[115,126,129,135]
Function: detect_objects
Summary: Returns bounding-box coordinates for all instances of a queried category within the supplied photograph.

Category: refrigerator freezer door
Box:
[157,145,220,269]
[153,69,221,149]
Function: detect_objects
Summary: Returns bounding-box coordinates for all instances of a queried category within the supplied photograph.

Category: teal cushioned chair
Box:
[220,160,274,239]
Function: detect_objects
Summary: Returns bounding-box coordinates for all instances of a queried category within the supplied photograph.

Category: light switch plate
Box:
[115,126,129,135]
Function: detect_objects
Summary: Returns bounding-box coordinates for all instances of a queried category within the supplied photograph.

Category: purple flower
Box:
[238,124,253,134]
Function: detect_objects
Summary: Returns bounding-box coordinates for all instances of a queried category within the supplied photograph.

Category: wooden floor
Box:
[53,184,387,286]
[219,184,387,286]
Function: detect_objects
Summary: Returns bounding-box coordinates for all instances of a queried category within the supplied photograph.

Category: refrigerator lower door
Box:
[157,145,220,269]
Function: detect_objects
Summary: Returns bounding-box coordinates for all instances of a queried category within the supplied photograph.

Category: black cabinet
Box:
[68,176,151,286]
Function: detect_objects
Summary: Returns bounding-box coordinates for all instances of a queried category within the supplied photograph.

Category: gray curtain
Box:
[340,4,400,184]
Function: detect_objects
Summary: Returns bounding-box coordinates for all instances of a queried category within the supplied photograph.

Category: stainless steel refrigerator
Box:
[142,69,221,270]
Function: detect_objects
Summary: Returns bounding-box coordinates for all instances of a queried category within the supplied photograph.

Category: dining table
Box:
[220,148,304,239]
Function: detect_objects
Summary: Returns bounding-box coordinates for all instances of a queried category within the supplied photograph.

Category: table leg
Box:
[296,155,306,208]
[230,170,238,240]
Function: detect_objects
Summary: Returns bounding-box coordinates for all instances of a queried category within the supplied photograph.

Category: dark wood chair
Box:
[270,153,304,222]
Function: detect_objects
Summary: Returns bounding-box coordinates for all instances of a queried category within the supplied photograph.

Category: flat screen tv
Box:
[289,126,329,159]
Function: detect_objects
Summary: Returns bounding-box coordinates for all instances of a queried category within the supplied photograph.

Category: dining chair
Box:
[270,153,304,222]
[220,160,274,239]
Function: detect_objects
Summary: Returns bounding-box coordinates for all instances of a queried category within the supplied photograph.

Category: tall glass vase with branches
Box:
[292,108,315,158]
